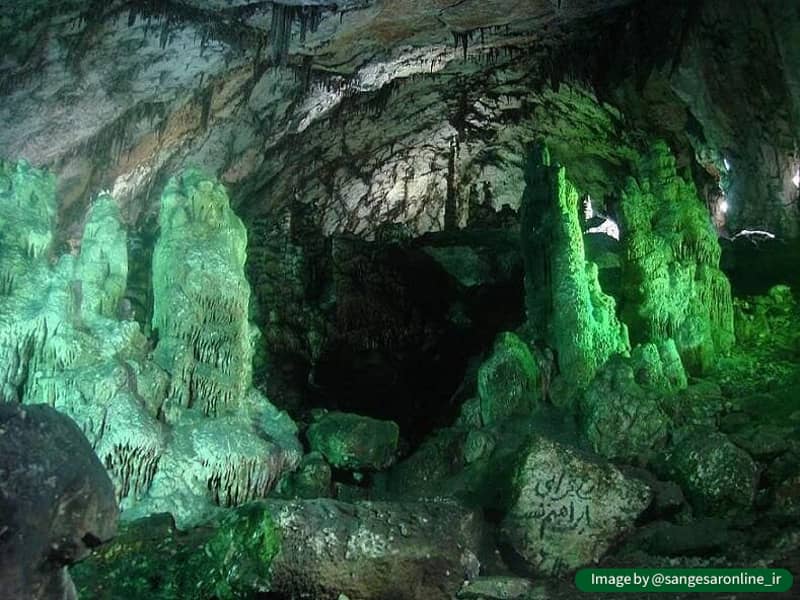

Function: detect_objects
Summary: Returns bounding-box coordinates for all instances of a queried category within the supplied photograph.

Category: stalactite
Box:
[270,2,326,64]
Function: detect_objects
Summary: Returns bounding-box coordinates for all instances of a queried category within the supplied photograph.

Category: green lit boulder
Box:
[271,451,333,499]
[581,340,686,463]
[580,354,673,464]
[502,436,651,576]
[71,503,280,600]
[661,428,758,516]
[307,411,399,471]
[477,332,540,425]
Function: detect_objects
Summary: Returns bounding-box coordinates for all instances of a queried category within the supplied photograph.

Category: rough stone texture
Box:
[0,0,644,244]
[1,1,798,251]
[71,503,280,600]
[267,498,485,600]
[665,1,800,237]
[458,576,539,600]
[307,411,399,471]
[661,428,758,517]
[272,451,333,500]
[502,436,651,577]
[0,402,118,600]
[477,332,540,426]
[619,142,734,373]
[521,145,629,391]
[0,161,301,528]
[580,353,673,464]
[152,169,253,418]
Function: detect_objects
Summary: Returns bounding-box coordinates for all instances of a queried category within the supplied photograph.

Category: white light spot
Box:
[720,199,729,213]
[586,218,620,240]
[583,195,594,220]
[792,169,799,188]
[733,229,776,240]
[723,158,731,171]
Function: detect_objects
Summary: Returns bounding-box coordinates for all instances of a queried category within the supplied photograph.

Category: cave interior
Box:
[1,1,800,599]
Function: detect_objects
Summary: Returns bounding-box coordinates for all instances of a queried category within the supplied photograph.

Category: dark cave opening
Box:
[309,231,526,449]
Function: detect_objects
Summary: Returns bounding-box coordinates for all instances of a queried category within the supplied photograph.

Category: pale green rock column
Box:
[152,170,254,418]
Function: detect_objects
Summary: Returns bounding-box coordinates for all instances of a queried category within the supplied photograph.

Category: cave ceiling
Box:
[1,0,798,240]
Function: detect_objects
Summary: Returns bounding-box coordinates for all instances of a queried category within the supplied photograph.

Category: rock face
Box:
[71,503,280,600]
[477,332,540,426]
[0,161,301,527]
[502,436,651,576]
[267,498,484,600]
[521,145,629,391]
[0,402,118,600]
[307,411,400,471]
[580,342,685,463]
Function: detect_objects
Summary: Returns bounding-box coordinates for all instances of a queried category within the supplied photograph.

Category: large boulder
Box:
[267,498,484,600]
[307,411,399,471]
[502,436,651,576]
[0,403,118,600]
[580,346,681,464]
[660,428,758,516]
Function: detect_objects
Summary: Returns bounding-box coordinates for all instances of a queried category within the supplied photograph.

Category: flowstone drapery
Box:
[619,142,734,372]
[0,160,300,527]
[152,171,255,419]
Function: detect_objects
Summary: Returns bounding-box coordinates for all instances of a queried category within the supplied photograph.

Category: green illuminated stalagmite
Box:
[520,145,629,391]
[128,170,301,525]
[152,170,253,418]
[0,161,300,527]
[619,142,734,372]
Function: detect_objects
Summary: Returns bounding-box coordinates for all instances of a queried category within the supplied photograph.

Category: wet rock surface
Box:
[0,403,118,600]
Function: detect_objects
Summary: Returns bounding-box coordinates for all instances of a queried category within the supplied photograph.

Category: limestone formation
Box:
[152,170,252,418]
[477,332,540,426]
[580,341,686,463]
[0,161,300,527]
[520,145,629,391]
[660,428,758,517]
[619,142,734,372]
[267,499,484,600]
[502,436,651,576]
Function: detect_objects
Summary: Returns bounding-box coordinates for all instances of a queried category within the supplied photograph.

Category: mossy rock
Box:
[307,411,399,471]
[477,332,540,426]
[72,503,280,600]
[661,428,758,517]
